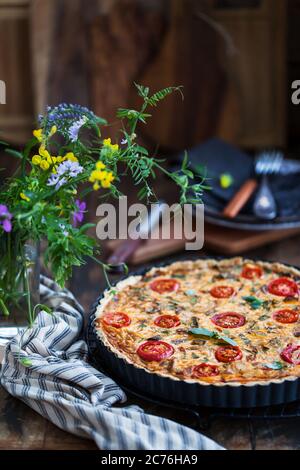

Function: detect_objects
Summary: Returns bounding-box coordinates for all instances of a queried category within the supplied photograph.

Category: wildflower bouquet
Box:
[0,84,206,325]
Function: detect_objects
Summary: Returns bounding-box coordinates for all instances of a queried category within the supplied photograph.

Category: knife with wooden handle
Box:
[222,179,258,219]
[107,201,164,271]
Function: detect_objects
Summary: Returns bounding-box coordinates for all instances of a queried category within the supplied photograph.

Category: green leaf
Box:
[243,296,266,310]
[189,328,238,346]
[0,298,9,316]
[262,361,284,370]
[258,314,269,321]
[37,304,53,315]
[20,358,32,367]
[5,148,23,159]
[189,327,215,337]
[217,333,238,347]
[146,86,184,107]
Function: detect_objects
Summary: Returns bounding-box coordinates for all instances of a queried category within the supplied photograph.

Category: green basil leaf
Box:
[189,327,215,338]
[217,334,238,347]
[189,328,237,346]
[263,361,284,370]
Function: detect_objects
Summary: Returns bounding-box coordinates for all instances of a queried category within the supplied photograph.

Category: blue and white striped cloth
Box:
[0,275,223,450]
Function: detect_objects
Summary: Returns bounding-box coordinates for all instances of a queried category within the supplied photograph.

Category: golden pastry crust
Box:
[95,257,300,386]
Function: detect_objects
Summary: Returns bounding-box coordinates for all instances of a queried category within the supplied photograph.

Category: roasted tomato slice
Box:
[154,315,181,328]
[210,285,235,299]
[103,312,131,328]
[137,341,174,362]
[191,363,220,378]
[215,346,242,363]
[242,264,263,280]
[267,277,299,297]
[280,344,300,364]
[211,312,246,328]
[273,309,299,324]
[149,278,180,294]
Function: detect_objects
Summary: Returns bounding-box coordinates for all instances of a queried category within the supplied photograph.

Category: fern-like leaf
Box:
[146,86,184,107]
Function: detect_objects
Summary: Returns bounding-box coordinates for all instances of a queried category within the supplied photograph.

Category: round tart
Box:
[95,257,300,386]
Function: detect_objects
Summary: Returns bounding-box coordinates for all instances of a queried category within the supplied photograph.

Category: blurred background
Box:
[1,0,300,309]
[0,0,295,150]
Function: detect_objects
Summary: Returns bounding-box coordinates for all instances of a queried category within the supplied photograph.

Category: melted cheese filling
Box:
[95,258,300,384]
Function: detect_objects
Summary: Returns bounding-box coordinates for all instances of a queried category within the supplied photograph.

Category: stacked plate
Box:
[180,138,300,231]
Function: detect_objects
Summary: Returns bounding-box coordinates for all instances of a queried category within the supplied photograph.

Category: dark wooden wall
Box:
[0,0,293,153]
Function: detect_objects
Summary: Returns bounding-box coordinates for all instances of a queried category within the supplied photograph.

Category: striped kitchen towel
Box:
[0,275,223,450]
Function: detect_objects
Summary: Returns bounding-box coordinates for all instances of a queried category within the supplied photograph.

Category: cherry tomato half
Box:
[103,312,131,328]
[191,363,220,378]
[154,315,181,328]
[242,264,263,280]
[211,312,246,328]
[137,341,174,362]
[273,309,299,324]
[150,278,180,294]
[267,277,299,297]
[280,344,300,365]
[210,285,235,299]
[215,346,243,363]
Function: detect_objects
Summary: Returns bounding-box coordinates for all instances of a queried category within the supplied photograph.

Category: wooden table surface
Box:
[1,233,300,450]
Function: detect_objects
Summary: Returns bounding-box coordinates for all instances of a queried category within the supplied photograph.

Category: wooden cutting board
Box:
[106,222,300,265]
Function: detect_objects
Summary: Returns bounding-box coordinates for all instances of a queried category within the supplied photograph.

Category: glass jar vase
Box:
[0,238,40,329]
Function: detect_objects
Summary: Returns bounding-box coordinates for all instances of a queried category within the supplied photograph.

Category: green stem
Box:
[130,102,148,135]
[22,247,33,326]
[0,298,9,316]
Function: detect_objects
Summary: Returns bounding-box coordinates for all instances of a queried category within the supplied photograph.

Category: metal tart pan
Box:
[89,258,300,408]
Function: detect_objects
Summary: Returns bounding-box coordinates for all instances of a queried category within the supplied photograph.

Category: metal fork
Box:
[253,151,283,220]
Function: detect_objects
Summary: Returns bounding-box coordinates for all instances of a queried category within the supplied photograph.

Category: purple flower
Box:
[57,160,83,178]
[47,160,83,190]
[40,103,98,137]
[0,204,12,232]
[73,199,86,227]
[47,174,67,190]
[69,117,87,142]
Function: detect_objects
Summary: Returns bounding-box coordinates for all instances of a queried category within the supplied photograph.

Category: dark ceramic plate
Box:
[203,206,300,231]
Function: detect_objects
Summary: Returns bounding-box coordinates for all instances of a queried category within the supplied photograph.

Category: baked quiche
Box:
[95,257,300,385]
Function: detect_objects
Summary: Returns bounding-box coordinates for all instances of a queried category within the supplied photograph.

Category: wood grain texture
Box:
[133,0,237,151]
[0,0,34,144]
[89,0,167,132]
[31,0,91,112]
[213,0,287,148]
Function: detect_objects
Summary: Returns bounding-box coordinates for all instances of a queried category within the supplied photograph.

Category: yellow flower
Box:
[64,152,78,162]
[20,192,30,202]
[103,138,119,153]
[96,161,106,170]
[33,129,43,142]
[56,156,64,163]
[101,179,111,188]
[110,144,119,152]
[90,160,115,190]
[32,155,42,165]
[46,155,57,164]
[103,138,112,146]
[39,145,51,160]
[101,172,115,188]
[89,169,105,183]
[49,125,57,136]
[40,160,50,171]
